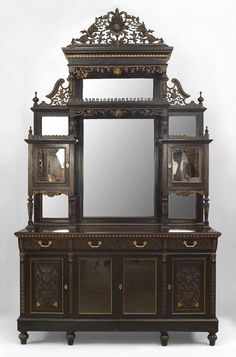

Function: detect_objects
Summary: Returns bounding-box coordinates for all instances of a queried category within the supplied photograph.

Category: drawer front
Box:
[73,237,162,251]
[167,238,213,251]
[21,238,69,251]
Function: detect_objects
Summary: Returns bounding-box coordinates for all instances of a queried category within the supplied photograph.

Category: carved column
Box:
[27,194,33,227]
[20,252,25,315]
[210,253,216,317]
[203,195,209,225]
[161,251,168,316]
[68,253,74,316]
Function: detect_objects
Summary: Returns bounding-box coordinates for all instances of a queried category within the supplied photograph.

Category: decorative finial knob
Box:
[28,126,33,136]
[205,126,209,135]
[33,91,39,106]
[198,91,204,106]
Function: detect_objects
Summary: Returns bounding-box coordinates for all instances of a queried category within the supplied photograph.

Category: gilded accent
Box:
[183,240,197,248]
[113,67,122,75]
[68,54,167,58]
[88,240,102,248]
[133,240,147,248]
[38,240,52,248]
[18,232,220,239]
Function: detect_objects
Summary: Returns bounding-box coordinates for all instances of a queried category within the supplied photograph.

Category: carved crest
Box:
[166,78,190,105]
[46,78,69,105]
[71,8,164,46]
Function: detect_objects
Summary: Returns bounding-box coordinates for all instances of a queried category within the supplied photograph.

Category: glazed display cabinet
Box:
[15,8,221,346]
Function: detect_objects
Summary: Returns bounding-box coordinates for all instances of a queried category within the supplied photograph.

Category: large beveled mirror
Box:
[83,119,155,217]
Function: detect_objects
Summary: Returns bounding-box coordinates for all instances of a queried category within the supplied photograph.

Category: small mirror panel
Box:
[42,194,68,218]
[42,116,68,135]
[168,194,196,219]
[169,115,196,136]
[83,79,153,100]
[172,147,201,183]
[35,148,65,183]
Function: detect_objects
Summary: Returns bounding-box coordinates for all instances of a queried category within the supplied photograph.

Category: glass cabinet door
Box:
[78,257,112,314]
[122,258,157,314]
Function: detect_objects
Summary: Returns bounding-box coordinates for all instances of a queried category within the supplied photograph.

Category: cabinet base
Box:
[18,317,218,345]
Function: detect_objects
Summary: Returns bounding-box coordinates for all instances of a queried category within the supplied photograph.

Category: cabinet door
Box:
[28,256,66,315]
[121,257,157,315]
[77,257,113,315]
[168,256,207,316]
[30,142,73,195]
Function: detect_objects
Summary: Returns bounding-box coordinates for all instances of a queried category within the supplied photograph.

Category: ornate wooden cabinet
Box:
[15,9,221,346]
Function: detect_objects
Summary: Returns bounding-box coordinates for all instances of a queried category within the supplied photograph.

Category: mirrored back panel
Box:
[42,116,68,135]
[83,79,153,100]
[168,193,196,219]
[83,119,155,217]
[169,115,196,136]
[42,194,68,218]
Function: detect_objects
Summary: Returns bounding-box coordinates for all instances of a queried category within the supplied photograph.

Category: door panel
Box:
[29,257,65,315]
[170,257,206,315]
[122,258,157,314]
[78,257,112,314]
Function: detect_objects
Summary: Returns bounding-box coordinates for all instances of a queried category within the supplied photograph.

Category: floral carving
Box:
[46,78,70,105]
[166,78,190,105]
[70,8,164,46]
[31,260,63,312]
[174,261,204,312]
[74,65,165,78]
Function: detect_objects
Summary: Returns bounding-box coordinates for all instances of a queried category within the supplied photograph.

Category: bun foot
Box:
[208,333,217,346]
[160,332,169,346]
[66,331,75,345]
[19,332,29,345]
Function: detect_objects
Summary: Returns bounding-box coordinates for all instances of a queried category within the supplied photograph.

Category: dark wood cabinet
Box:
[15,8,221,347]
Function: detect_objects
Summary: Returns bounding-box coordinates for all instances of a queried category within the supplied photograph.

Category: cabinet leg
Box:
[19,332,29,345]
[207,333,217,346]
[66,331,75,345]
[160,331,169,346]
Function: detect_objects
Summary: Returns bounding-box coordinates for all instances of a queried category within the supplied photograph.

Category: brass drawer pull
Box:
[38,240,52,248]
[88,240,102,248]
[133,240,147,248]
[183,240,197,248]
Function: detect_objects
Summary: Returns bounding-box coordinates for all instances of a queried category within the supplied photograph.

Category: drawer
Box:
[73,236,162,251]
[167,238,214,251]
[20,238,69,251]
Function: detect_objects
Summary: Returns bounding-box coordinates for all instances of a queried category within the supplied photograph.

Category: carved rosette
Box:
[70,8,164,46]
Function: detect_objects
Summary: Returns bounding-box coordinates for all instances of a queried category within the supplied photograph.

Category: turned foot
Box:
[208,333,217,346]
[66,331,75,345]
[160,332,169,346]
[19,332,29,345]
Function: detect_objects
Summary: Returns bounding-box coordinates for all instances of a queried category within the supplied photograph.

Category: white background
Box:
[0,0,236,355]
